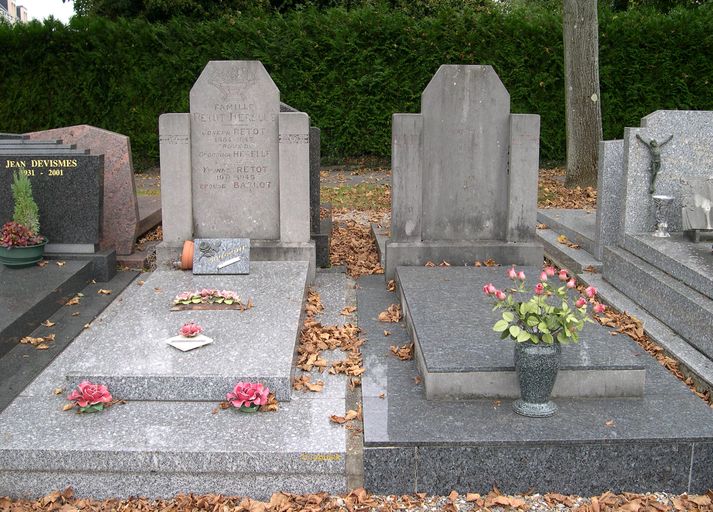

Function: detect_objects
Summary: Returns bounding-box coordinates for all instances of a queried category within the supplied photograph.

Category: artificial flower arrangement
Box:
[484,266,605,344]
[178,321,203,338]
[226,381,270,413]
[66,380,113,413]
[174,289,241,305]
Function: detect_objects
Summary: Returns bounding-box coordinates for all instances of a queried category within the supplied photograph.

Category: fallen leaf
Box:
[62,403,74,411]
[448,490,459,501]
[71,312,80,317]
[425,261,436,267]
[378,303,402,322]
[65,296,81,306]
[137,280,145,286]
[37,260,48,267]
[466,493,481,502]
[56,261,65,267]
[390,343,414,361]
[340,306,357,315]
[387,279,396,291]
[42,320,56,327]
[383,330,391,336]
[97,289,112,295]
[414,376,422,384]
[378,392,385,399]
[83,323,91,330]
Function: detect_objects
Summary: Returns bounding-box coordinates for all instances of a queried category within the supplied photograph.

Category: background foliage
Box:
[2,1,713,167]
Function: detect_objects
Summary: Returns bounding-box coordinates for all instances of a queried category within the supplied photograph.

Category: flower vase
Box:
[513,341,561,418]
[238,404,260,413]
[0,239,47,269]
[652,195,674,238]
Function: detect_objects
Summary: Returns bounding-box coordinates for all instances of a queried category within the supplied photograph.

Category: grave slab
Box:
[537,208,596,254]
[65,261,309,401]
[358,275,713,495]
[396,266,645,400]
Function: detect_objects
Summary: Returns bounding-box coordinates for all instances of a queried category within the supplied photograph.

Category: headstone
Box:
[594,139,625,259]
[622,111,713,234]
[159,114,192,245]
[158,61,315,280]
[26,125,140,255]
[192,238,250,274]
[0,152,104,253]
[386,65,542,278]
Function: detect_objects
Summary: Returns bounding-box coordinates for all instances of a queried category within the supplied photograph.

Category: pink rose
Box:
[534,283,545,295]
[567,278,576,289]
[544,266,556,277]
[576,297,587,308]
[508,267,517,280]
[495,290,507,301]
[594,303,606,314]
[517,271,526,281]
[540,271,548,281]
[68,380,112,408]
[175,291,192,302]
[585,286,597,298]
[227,382,270,408]
[179,322,203,338]
[199,288,214,297]
[559,269,568,281]
[483,283,497,295]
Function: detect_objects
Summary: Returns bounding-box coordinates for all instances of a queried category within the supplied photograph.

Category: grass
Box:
[321,183,391,210]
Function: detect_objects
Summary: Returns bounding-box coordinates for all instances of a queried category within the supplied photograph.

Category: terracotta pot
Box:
[180,240,194,270]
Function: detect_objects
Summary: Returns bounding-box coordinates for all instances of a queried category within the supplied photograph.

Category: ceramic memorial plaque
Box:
[192,238,250,274]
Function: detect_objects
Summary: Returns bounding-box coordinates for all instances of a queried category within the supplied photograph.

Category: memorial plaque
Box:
[192,238,250,274]
[190,61,280,239]
[0,153,104,253]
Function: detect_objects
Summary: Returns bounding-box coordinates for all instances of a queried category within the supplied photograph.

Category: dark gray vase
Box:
[513,341,561,418]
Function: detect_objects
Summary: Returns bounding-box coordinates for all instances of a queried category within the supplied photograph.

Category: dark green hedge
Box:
[0,3,712,167]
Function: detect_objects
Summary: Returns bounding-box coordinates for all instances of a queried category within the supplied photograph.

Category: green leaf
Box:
[542,333,554,344]
[557,331,568,344]
[500,330,510,340]
[503,311,514,322]
[537,321,550,333]
[526,315,539,327]
[509,325,521,337]
[517,331,530,342]
[493,320,509,332]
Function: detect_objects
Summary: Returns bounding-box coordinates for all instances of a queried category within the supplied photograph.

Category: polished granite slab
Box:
[65,262,309,401]
[397,266,645,399]
[358,274,713,495]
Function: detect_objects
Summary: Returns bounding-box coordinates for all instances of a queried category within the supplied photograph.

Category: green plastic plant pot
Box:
[0,239,47,269]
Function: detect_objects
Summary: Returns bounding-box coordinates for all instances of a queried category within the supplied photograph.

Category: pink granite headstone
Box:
[26,125,140,255]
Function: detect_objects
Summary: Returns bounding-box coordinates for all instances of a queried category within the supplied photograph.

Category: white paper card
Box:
[164,334,214,352]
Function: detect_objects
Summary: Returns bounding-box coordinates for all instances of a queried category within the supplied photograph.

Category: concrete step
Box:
[537,209,596,254]
[538,227,602,274]
[63,263,309,402]
[621,233,713,301]
[577,272,713,394]
[0,260,94,358]
[603,246,713,361]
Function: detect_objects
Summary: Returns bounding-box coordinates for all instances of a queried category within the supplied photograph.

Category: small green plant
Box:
[11,171,40,236]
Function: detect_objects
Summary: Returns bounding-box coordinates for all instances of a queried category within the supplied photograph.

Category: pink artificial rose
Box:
[68,381,112,408]
[508,267,517,279]
[567,278,576,289]
[517,271,526,281]
[576,297,587,308]
[540,271,548,282]
[483,283,497,296]
[534,283,545,295]
[585,285,597,298]
[226,382,270,408]
[495,290,507,301]
[559,269,569,281]
[544,266,556,277]
[199,288,214,297]
[594,303,606,313]
[175,292,192,302]
[179,322,203,338]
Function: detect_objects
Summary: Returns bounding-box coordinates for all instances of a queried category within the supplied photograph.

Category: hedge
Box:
[0,3,711,167]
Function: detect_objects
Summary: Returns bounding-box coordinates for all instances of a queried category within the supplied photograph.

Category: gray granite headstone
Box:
[159,113,193,245]
[623,110,713,234]
[0,152,104,253]
[594,139,625,259]
[192,238,250,274]
[386,65,542,278]
[421,65,509,240]
[190,61,280,240]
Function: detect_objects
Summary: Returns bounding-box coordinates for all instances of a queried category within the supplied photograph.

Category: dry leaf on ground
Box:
[378,304,402,322]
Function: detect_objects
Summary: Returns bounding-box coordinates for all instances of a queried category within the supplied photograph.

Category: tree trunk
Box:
[563,0,603,188]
